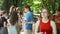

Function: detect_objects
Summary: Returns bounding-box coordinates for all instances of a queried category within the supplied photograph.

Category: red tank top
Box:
[39,20,52,34]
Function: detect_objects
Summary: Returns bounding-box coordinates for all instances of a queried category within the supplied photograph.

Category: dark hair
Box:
[24,5,31,11]
[2,11,7,15]
[16,8,23,15]
[12,6,16,11]
[10,11,18,23]
[9,18,15,25]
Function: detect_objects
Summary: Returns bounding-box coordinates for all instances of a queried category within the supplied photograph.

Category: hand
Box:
[22,22,26,25]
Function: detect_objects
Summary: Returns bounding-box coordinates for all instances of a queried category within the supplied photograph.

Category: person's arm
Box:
[51,21,57,34]
[7,19,13,26]
[35,20,40,34]
[25,13,34,24]
[4,21,7,28]
[25,21,34,24]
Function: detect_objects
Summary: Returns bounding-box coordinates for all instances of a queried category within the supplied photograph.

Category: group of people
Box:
[0,5,34,34]
[0,5,60,34]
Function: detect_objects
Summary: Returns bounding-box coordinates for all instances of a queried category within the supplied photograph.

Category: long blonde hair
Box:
[9,5,15,12]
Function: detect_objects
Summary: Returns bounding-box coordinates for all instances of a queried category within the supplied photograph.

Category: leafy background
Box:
[0,0,60,15]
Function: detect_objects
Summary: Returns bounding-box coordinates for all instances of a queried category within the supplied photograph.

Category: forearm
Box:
[25,21,33,24]
[35,25,39,33]
[53,27,57,34]
[53,31,57,34]
[35,28,39,34]
[51,21,57,34]
[4,22,7,28]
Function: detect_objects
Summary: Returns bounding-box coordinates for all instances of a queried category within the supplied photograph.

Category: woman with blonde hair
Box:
[35,8,57,34]
[8,6,16,19]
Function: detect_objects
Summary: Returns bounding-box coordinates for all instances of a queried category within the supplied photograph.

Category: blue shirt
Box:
[26,12,33,22]
[24,11,34,30]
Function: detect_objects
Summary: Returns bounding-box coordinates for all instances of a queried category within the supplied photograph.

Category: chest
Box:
[39,20,52,31]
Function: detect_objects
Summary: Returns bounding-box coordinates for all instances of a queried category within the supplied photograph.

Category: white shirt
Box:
[7,25,18,34]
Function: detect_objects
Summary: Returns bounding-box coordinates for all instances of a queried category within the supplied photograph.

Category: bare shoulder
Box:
[50,20,55,23]
[50,20,56,26]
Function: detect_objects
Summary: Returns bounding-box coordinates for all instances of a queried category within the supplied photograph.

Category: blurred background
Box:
[0,0,60,15]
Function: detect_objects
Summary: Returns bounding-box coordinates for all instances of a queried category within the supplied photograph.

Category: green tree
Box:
[0,0,60,14]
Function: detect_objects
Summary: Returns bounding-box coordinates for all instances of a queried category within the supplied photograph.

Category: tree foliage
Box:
[0,0,60,14]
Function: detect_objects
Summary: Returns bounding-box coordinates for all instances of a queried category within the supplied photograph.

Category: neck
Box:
[42,17,48,21]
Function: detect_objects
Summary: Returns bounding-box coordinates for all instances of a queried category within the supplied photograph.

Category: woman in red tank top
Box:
[35,8,57,34]
[40,19,52,34]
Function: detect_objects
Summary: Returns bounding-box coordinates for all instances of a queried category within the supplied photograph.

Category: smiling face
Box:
[41,9,48,18]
